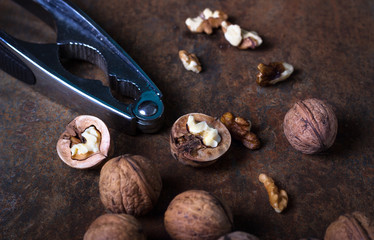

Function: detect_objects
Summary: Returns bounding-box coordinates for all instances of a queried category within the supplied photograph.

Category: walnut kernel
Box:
[220,112,260,150]
[221,21,262,49]
[259,173,288,213]
[256,62,294,86]
[179,50,202,73]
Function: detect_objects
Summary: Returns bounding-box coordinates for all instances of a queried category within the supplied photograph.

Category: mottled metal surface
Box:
[1,0,373,239]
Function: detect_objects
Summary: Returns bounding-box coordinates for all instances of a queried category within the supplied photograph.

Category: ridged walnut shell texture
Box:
[56,115,111,169]
[170,113,231,167]
[83,213,146,240]
[217,231,259,240]
[164,190,233,240]
[99,154,162,216]
[283,98,338,154]
[324,212,374,240]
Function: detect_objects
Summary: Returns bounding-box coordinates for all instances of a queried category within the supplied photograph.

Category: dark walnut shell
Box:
[217,231,259,240]
[283,98,338,154]
[164,190,233,240]
[83,213,146,240]
[170,113,231,167]
[99,154,162,216]
[324,212,374,240]
[56,115,111,169]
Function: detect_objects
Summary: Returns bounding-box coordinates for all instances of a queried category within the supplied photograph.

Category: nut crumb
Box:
[259,173,288,213]
[179,50,202,73]
[256,62,294,86]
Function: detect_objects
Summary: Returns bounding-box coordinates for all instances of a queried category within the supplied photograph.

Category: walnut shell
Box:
[217,231,259,240]
[83,213,146,240]
[99,154,162,216]
[283,98,338,154]
[324,212,374,240]
[56,115,111,169]
[164,190,233,240]
[170,113,231,167]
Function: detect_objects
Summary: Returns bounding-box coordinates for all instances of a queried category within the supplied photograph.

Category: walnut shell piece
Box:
[99,154,162,216]
[170,113,231,167]
[56,115,111,169]
[217,231,259,240]
[164,190,233,240]
[283,98,338,154]
[324,212,374,240]
[83,213,146,240]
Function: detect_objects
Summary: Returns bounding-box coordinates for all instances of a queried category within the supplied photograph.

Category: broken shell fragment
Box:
[256,62,294,86]
[170,113,231,167]
[56,115,111,169]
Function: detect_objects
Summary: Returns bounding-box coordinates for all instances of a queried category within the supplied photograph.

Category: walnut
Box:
[324,212,374,240]
[220,112,260,150]
[83,213,146,240]
[185,8,228,34]
[221,21,262,49]
[170,113,231,167]
[283,98,338,154]
[179,50,202,73]
[164,190,233,240]
[256,62,294,86]
[99,154,162,216]
[56,115,111,169]
[217,231,260,240]
[259,173,288,213]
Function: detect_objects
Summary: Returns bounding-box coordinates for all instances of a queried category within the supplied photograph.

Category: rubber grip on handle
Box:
[0,43,35,84]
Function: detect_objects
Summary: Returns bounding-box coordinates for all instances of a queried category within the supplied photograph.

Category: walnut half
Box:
[56,115,111,169]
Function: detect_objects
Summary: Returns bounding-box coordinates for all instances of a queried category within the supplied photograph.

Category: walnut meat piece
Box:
[164,190,233,240]
[324,212,374,240]
[217,231,260,240]
[220,112,260,150]
[185,8,228,34]
[259,173,288,213]
[99,154,162,216]
[221,21,262,49]
[283,98,338,154]
[170,113,231,167]
[179,50,202,73]
[84,213,146,240]
[256,62,294,86]
[56,115,111,169]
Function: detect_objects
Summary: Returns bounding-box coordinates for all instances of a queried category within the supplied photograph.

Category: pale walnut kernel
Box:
[179,50,202,73]
[259,173,288,213]
[187,115,221,148]
[71,126,101,160]
[221,21,262,49]
[185,8,228,34]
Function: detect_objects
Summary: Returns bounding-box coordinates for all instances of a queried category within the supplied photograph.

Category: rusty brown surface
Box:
[1,0,374,239]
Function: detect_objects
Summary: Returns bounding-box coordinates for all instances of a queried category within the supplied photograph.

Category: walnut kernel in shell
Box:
[164,190,233,240]
[56,115,111,169]
[99,154,162,216]
[170,113,231,167]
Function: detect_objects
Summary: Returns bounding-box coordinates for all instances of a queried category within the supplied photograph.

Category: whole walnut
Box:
[84,213,146,240]
[217,231,259,240]
[164,190,233,240]
[99,154,162,216]
[324,212,374,240]
[283,98,338,154]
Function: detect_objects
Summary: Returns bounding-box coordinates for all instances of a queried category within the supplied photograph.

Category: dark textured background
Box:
[1,0,373,239]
